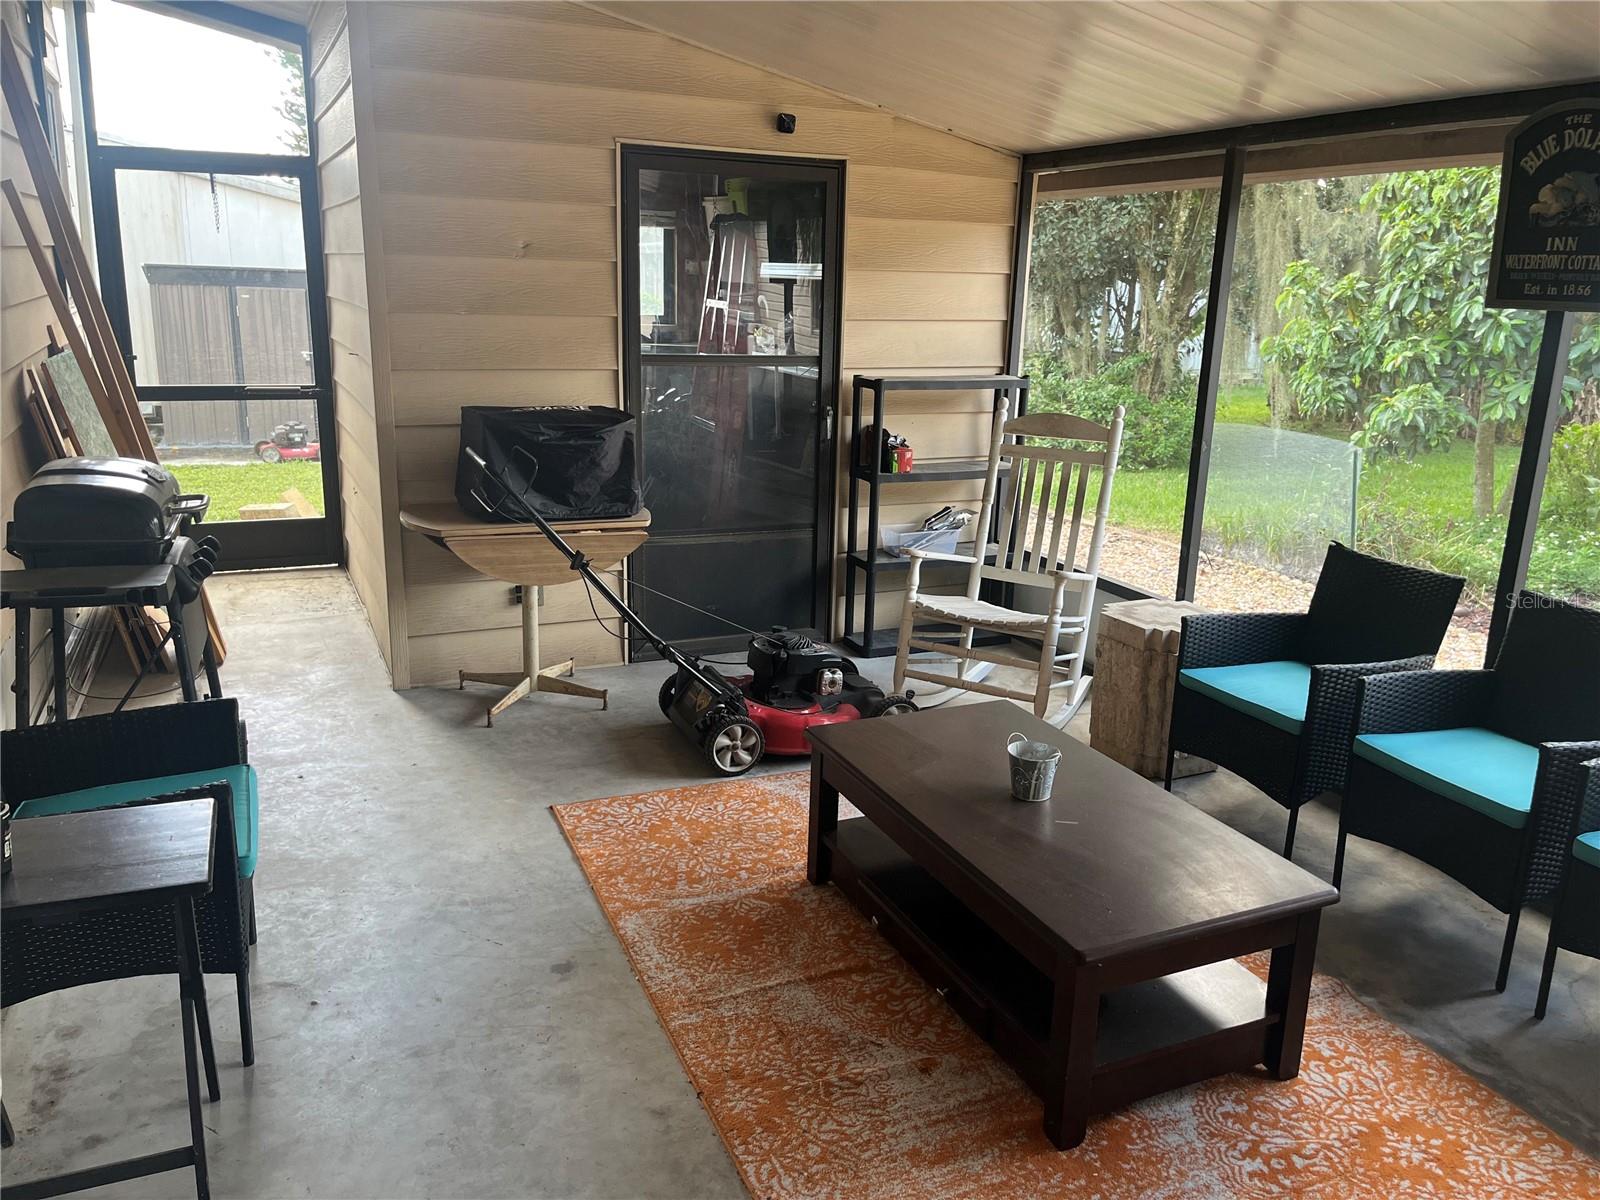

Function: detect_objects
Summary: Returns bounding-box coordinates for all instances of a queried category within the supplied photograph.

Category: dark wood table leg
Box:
[807,753,839,885]
[1043,960,1099,1150]
[174,900,212,1200]
[1264,909,1320,1079]
[175,899,221,1103]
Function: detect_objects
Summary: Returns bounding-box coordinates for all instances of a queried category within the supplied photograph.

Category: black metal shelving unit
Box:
[842,374,1030,657]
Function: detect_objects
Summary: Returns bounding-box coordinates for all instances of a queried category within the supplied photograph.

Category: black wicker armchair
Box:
[1336,594,1600,992]
[1535,758,1600,1019]
[1166,542,1465,859]
[1,700,257,1064]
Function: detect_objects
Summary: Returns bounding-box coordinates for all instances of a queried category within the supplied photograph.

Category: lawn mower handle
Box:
[463,446,737,703]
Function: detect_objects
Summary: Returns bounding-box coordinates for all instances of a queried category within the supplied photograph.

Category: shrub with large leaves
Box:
[1265,167,1595,517]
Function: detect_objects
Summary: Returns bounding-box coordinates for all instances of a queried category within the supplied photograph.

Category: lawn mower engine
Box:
[660,628,914,775]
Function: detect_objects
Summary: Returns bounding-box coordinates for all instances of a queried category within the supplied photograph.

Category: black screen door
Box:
[78,2,340,570]
[622,147,843,654]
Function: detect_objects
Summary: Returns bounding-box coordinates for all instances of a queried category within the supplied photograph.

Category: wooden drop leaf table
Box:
[398,503,649,725]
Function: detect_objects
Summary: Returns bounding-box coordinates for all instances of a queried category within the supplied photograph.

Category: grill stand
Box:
[2,564,220,725]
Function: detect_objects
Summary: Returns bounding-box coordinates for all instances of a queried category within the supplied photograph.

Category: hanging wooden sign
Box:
[1487,98,1600,311]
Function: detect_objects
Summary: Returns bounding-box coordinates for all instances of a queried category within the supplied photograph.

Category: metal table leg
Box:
[202,640,223,699]
[461,585,606,726]
[50,606,67,722]
[13,603,28,728]
[168,606,200,703]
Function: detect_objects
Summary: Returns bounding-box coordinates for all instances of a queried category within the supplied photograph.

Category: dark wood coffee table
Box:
[806,700,1338,1150]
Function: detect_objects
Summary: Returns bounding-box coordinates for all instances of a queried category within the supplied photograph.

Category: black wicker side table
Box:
[0,797,219,1200]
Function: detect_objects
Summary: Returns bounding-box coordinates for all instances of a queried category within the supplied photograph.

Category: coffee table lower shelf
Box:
[827,818,1282,1140]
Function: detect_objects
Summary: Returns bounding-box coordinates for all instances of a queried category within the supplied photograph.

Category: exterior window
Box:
[81,0,336,560]
[147,265,311,387]
[638,222,677,337]
[1192,166,1587,667]
[111,169,321,514]
[1021,182,1219,596]
[1527,311,1600,611]
[86,0,307,155]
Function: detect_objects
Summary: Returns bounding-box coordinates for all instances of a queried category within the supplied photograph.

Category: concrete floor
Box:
[1,568,1595,1199]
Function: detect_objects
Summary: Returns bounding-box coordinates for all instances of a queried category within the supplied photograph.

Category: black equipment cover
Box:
[456,406,642,522]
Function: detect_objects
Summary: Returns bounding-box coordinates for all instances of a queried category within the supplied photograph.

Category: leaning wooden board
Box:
[2,29,225,663]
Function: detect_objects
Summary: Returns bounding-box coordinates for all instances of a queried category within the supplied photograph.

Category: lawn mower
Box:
[254,421,321,463]
[463,445,915,775]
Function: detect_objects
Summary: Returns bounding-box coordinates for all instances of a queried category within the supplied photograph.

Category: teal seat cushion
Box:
[16,765,258,877]
[1177,660,1312,733]
[1575,832,1600,871]
[1352,727,1537,830]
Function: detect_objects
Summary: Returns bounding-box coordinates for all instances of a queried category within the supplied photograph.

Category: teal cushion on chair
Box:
[15,765,258,877]
[1574,832,1600,871]
[1352,727,1537,829]
[1177,660,1311,733]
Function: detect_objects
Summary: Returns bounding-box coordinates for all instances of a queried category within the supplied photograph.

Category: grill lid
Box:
[6,457,209,567]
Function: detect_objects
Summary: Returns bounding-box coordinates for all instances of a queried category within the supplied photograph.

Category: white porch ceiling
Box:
[592,1,1600,155]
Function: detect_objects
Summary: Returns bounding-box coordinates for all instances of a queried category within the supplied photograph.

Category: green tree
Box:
[1266,167,1596,518]
[1227,177,1375,420]
[269,46,308,155]
[1027,189,1214,401]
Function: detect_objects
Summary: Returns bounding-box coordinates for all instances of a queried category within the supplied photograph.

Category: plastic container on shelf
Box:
[880,525,961,558]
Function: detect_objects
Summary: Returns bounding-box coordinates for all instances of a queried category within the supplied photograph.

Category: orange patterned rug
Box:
[553,773,1599,1199]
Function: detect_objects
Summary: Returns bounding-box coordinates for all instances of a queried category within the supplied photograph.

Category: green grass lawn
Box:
[167,461,326,523]
[1092,386,1598,603]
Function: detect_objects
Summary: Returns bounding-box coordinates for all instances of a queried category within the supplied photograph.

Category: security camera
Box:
[775,113,797,134]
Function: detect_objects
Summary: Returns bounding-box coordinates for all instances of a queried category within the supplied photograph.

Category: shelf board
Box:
[846,543,997,572]
[853,374,1029,392]
[852,458,995,484]
[833,817,1273,1069]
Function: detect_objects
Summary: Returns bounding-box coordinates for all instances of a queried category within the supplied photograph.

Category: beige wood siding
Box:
[310,0,405,676]
[350,0,1016,687]
[0,1,61,722]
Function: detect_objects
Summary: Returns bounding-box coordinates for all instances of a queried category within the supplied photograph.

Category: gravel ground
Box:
[1096,526,1489,669]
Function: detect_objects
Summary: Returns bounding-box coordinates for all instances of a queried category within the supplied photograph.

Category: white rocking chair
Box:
[893,399,1124,724]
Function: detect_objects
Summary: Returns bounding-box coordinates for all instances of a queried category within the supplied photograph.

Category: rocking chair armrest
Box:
[905,547,978,594]
[905,549,979,565]
[1042,569,1093,612]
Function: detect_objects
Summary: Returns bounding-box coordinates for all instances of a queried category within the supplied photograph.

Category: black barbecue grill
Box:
[3,457,223,724]
[7,457,211,568]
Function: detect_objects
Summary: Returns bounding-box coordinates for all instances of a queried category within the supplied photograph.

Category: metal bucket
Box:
[1007,733,1061,802]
